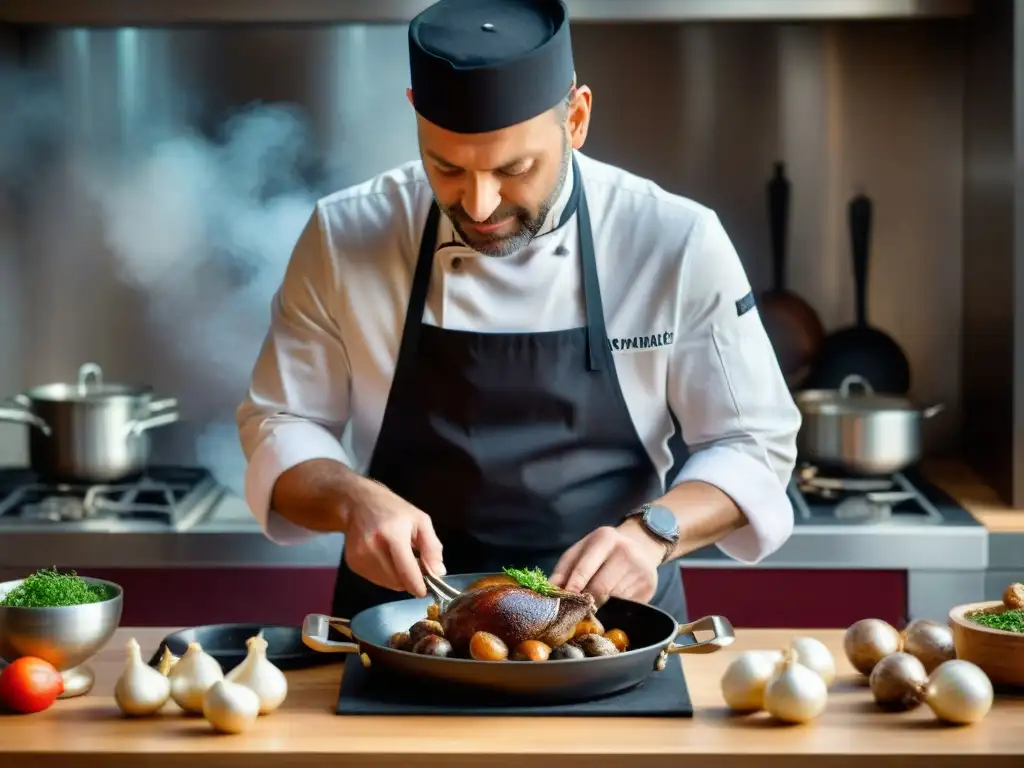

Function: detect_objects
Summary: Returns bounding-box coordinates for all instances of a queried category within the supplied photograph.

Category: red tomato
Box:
[0,656,64,713]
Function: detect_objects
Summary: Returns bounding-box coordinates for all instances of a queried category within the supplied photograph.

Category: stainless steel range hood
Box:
[0,0,975,25]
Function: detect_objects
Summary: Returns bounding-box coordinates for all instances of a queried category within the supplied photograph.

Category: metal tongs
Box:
[415,551,461,611]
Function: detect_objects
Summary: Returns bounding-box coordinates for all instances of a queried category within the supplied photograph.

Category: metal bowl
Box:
[0,576,124,698]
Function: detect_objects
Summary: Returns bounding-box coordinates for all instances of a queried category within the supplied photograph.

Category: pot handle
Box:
[665,614,736,656]
[0,404,52,436]
[302,614,360,654]
[77,362,103,388]
[124,410,179,438]
[147,397,178,413]
[839,374,873,397]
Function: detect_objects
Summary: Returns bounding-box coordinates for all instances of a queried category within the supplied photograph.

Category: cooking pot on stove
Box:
[793,374,944,476]
[0,362,179,483]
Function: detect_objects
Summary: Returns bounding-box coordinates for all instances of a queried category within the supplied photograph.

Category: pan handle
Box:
[665,614,736,655]
[301,613,361,654]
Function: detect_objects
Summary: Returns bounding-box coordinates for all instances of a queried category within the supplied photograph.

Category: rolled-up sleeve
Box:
[668,210,801,563]
[236,205,353,545]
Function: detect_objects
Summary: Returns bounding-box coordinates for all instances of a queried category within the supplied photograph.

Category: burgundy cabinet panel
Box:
[681,568,908,629]
[48,566,907,630]
[79,567,338,627]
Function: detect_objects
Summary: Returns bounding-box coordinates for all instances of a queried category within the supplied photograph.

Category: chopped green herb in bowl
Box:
[0,568,115,608]
[967,607,1024,634]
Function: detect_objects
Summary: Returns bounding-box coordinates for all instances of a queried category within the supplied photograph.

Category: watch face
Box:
[645,505,680,540]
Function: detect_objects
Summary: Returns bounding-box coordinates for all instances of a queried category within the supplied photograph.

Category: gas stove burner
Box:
[796,464,899,500]
[22,495,89,522]
[789,466,947,525]
[833,491,918,522]
[0,466,225,531]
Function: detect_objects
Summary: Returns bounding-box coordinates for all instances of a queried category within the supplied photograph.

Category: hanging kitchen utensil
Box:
[794,373,943,475]
[803,192,911,394]
[757,162,825,389]
[0,362,180,483]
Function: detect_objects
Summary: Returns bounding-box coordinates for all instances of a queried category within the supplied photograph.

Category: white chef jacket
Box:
[237,151,801,564]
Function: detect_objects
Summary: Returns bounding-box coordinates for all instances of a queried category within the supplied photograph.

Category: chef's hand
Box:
[548,521,667,604]
[341,479,446,598]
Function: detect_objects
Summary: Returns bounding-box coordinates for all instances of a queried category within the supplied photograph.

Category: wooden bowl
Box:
[949,601,1024,688]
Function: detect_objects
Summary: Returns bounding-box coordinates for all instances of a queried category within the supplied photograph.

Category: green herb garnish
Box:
[0,567,112,608]
[502,566,557,596]
[967,608,1024,634]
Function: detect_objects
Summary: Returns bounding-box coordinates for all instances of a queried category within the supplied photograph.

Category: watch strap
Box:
[625,503,679,565]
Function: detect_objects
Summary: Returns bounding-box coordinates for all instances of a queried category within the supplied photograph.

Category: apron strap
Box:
[391,201,441,396]
[574,174,608,372]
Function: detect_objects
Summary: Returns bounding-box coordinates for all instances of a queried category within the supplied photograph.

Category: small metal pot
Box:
[0,362,179,483]
[793,374,943,475]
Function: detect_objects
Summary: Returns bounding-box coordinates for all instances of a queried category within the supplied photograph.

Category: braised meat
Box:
[440,583,595,656]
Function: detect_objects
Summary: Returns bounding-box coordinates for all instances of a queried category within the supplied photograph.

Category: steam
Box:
[85,109,319,496]
[0,67,332,497]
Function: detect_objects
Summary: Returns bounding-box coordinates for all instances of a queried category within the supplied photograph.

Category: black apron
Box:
[331,158,688,623]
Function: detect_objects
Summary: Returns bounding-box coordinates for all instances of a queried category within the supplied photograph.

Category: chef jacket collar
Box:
[437,152,576,255]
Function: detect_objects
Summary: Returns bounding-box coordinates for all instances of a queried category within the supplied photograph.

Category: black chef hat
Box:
[408,0,574,134]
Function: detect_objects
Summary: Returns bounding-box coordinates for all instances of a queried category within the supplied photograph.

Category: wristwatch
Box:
[623,503,680,565]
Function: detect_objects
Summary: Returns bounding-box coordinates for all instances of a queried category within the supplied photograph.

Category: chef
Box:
[237,0,801,624]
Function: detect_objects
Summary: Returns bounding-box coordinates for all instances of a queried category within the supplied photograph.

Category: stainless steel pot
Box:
[793,374,944,475]
[0,362,180,483]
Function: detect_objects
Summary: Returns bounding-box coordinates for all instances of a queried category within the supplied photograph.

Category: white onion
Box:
[763,649,829,724]
[923,660,994,725]
[720,650,782,712]
[789,636,836,687]
[202,679,260,734]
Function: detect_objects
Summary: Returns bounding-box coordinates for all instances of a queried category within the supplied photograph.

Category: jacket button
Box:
[451,256,463,270]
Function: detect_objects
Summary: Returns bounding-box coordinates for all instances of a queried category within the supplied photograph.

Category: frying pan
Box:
[803,193,911,394]
[301,572,735,704]
[758,162,825,389]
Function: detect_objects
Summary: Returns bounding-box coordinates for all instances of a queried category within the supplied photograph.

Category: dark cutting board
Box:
[336,656,694,717]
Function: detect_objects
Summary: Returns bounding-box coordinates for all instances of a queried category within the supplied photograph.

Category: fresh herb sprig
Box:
[967,608,1024,634]
[0,567,112,608]
[502,566,557,596]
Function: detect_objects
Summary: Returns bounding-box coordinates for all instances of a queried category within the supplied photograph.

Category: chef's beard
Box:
[439,132,571,258]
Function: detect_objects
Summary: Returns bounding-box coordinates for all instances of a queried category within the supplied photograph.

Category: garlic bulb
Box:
[157,647,180,677]
[720,650,782,712]
[202,679,261,734]
[169,642,224,714]
[225,631,288,714]
[922,660,994,725]
[114,637,171,716]
[789,636,836,687]
[763,649,829,724]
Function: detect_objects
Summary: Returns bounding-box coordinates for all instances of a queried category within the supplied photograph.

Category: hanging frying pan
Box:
[757,162,825,389]
[803,192,911,395]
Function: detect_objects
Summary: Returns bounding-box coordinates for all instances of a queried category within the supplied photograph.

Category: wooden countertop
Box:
[923,460,1024,533]
[1,627,1021,767]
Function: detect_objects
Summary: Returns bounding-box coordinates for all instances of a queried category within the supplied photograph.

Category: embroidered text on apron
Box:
[331,157,688,623]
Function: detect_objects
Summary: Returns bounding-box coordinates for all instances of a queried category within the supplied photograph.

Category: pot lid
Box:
[795,374,919,414]
[22,363,152,402]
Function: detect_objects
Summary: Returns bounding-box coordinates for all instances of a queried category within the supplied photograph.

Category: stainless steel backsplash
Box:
[0,20,968,496]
